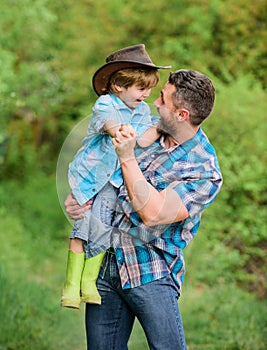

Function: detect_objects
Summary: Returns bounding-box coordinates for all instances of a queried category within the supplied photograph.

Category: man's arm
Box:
[104,120,122,137]
[113,125,189,226]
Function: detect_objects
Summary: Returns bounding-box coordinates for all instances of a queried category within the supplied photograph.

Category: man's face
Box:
[154,82,176,112]
[154,82,196,143]
[154,83,178,136]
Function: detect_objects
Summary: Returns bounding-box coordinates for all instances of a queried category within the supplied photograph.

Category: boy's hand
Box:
[112,124,137,164]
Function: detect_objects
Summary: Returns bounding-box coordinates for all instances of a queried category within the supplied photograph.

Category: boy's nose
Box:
[143,88,151,98]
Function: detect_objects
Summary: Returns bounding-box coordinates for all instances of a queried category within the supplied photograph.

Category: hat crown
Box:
[106,44,153,66]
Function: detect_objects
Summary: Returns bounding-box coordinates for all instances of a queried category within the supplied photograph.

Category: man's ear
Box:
[177,109,190,121]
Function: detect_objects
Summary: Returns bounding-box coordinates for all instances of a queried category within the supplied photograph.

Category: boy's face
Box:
[117,84,151,109]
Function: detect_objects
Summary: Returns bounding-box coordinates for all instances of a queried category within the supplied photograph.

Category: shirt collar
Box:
[160,128,203,161]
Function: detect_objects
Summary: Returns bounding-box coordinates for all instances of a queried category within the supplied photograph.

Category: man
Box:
[64,69,223,349]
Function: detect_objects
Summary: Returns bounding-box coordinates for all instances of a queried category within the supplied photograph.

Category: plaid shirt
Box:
[110,128,222,292]
[68,94,154,205]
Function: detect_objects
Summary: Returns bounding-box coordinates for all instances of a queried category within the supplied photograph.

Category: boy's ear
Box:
[114,84,123,92]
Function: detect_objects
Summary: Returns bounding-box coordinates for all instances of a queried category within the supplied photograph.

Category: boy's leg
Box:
[81,251,106,304]
[62,211,90,309]
[61,248,85,309]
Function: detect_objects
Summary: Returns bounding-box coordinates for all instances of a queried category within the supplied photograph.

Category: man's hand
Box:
[112,124,138,164]
[64,193,92,220]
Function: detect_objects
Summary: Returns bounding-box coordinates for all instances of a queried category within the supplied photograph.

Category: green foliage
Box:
[2,0,266,171]
[0,48,17,121]
[0,0,63,172]
[210,0,267,86]
[0,0,59,120]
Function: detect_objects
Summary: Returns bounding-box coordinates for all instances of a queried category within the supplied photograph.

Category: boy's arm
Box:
[106,122,160,147]
[104,120,122,137]
[137,126,160,148]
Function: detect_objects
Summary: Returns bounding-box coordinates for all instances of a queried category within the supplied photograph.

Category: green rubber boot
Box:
[81,251,106,305]
[61,250,85,309]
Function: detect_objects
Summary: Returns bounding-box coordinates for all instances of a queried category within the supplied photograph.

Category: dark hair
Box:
[169,70,215,125]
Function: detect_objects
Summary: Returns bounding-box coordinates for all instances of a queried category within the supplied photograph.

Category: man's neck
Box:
[164,124,199,149]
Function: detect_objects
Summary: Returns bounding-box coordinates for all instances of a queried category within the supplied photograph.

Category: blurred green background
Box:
[0,0,266,349]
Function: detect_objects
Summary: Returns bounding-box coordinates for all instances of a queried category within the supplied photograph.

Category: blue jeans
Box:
[85,250,187,350]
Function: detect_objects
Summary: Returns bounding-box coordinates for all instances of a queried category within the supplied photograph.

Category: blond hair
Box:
[106,68,159,95]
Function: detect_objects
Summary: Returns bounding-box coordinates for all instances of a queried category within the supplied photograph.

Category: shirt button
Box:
[107,173,110,177]
[92,189,96,192]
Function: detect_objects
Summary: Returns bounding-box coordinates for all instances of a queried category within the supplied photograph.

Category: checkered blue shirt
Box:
[111,128,223,292]
[68,94,155,205]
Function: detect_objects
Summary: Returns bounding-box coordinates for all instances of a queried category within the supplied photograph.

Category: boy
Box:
[61,44,170,309]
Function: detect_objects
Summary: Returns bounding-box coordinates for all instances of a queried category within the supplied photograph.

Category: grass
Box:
[0,173,266,349]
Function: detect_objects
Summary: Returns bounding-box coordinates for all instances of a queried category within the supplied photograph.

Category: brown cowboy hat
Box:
[92,44,171,96]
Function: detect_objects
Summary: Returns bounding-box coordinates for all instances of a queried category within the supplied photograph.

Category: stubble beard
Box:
[156,119,176,138]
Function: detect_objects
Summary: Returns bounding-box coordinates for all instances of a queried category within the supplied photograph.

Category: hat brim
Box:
[92,60,171,96]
